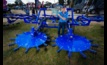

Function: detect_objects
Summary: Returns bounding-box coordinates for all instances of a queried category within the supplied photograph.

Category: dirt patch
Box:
[3,10,26,24]
[90,21,104,26]
[3,18,23,25]
[11,10,26,14]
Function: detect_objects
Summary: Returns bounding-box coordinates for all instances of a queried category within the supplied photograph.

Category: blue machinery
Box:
[24,8,91,26]
[9,26,48,53]
[24,8,104,25]
[8,8,103,59]
[3,8,104,25]
[3,14,34,24]
[52,28,98,59]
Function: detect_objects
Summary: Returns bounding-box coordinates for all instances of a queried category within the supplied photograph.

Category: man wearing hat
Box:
[58,6,68,36]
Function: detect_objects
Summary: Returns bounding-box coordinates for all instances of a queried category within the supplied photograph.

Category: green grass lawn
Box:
[3,21,104,65]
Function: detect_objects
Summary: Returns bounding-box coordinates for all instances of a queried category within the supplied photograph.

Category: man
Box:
[24,7,30,15]
[32,7,35,15]
[58,6,68,36]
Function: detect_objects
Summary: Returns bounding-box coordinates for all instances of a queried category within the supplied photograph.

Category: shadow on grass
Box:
[3,47,14,59]
[3,22,22,30]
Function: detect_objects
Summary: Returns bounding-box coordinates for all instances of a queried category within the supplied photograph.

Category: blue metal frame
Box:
[23,8,91,28]
[76,15,104,23]
[4,7,104,25]
[3,13,36,24]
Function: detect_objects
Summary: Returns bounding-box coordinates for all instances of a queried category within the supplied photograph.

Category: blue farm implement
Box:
[8,8,102,59]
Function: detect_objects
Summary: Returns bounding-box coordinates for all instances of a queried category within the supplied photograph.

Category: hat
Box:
[63,5,66,8]
[61,5,66,8]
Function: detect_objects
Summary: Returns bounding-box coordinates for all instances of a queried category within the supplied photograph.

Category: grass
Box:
[3,21,104,65]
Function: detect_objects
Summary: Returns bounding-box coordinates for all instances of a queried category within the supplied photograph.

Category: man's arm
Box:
[58,12,68,20]
[64,12,68,19]
[58,14,66,20]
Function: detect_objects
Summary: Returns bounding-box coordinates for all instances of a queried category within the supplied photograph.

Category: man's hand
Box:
[62,17,66,20]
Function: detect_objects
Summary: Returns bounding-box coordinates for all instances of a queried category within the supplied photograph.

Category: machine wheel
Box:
[90,10,96,14]
[76,9,80,13]
[99,10,104,15]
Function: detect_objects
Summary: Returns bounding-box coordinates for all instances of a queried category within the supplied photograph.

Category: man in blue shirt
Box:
[58,6,68,36]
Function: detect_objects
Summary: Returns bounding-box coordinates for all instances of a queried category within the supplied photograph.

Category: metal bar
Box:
[80,52,87,58]
[10,38,15,41]
[8,42,15,46]
[52,44,57,47]
[89,49,97,54]
[25,48,30,53]
[43,43,47,46]
[57,46,63,53]
[91,44,99,47]
[68,51,72,59]
[14,47,20,51]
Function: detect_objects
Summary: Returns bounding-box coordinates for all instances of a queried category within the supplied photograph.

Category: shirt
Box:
[58,11,68,22]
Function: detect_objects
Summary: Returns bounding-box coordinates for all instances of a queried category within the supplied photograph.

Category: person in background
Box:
[24,7,30,15]
[31,7,36,19]
[8,7,12,13]
[57,6,68,36]
[32,7,35,15]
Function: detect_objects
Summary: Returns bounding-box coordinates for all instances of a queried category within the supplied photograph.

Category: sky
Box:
[6,0,58,4]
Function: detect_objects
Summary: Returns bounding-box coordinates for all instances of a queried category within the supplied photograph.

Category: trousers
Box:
[58,22,67,36]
